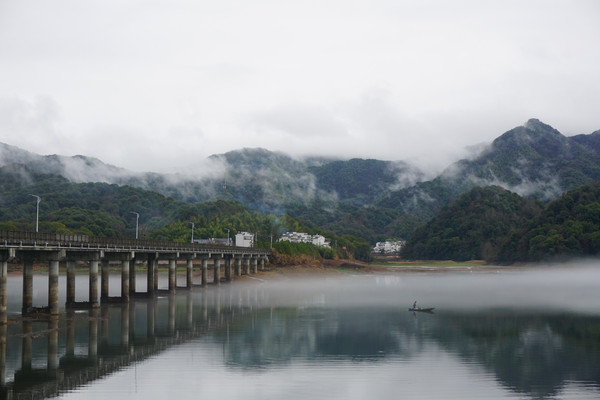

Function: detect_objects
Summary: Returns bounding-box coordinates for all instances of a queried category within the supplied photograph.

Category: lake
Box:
[2,263,600,399]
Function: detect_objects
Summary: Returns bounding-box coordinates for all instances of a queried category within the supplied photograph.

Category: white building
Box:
[279,232,331,248]
[235,232,254,248]
[372,240,406,254]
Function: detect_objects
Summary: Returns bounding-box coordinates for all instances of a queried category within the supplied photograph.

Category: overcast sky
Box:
[1,0,599,173]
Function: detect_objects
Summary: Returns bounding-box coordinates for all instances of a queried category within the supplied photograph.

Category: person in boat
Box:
[412,301,417,310]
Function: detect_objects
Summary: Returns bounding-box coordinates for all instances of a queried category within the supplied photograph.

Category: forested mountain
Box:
[0,164,371,260]
[496,182,600,262]
[402,182,600,263]
[378,119,600,220]
[1,118,600,250]
[401,186,542,261]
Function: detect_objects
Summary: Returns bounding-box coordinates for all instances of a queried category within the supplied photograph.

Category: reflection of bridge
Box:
[0,230,271,323]
[0,288,261,400]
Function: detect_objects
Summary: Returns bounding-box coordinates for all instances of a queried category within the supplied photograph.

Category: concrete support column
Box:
[89,260,99,308]
[89,308,98,361]
[225,257,232,281]
[0,261,6,325]
[260,257,265,271]
[213,257,221,286]
[252,258,258,274]
[121,260,130,302]
[186,259,193,289]
[154,259,159,291]
[235,258,242,276]
[244,258,250,275]
[169,259,177,293]
[147,254,156,294]
[201,258,208,287]
[129,258,136,294]
[67,261,76,304]
[101,259,109,300]
[22,258,33,315]
[47,317,59,373]
[48,260,59,315]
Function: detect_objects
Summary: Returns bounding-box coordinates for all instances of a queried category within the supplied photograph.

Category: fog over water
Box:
[245,262,600,314]
[3,262,600,399]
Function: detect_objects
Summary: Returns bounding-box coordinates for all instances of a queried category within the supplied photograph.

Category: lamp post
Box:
[130,212,139,239]
[28,194,41,233]
[190,222,195,243]
[227,229,230,246]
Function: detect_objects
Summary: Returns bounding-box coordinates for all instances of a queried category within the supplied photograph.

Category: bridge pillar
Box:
[244,258,250,275]
[129,258,136,294]
[121,260,130,302]
[225,256,232,282]
[101,259,109,300]
[49,260,60,315]
[169,259,177,293]
[67,261,76,305]
[147,254,156,295]
[235,257,242,276]
[22,257,33,315]
[201,257,208,287]
[260,257,265,271]
[0,261,6,325]
[213,257,221,286]
[186,259,193,288]
[89,260,99,308]
[251,257,258,274]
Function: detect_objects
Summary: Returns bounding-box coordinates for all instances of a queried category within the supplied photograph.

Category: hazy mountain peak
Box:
[523,118,562,135]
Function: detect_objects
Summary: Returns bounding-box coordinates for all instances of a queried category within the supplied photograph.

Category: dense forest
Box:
[401,186,543,261]
[0,164,371,261]
[402,183,600,263]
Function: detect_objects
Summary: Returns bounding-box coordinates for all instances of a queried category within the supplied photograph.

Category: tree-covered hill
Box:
[378,119,600,220]
[0,164,372,261]
[401,186,543,261]
[496,182,600,263]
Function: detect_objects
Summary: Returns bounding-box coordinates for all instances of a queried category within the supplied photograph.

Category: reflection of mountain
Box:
[435,313,600,399]
[219,307,600,398]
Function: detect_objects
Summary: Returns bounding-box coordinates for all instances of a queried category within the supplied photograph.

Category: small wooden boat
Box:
[408,307,435,313]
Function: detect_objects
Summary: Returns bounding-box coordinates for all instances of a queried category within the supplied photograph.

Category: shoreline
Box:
[5,258,525,279]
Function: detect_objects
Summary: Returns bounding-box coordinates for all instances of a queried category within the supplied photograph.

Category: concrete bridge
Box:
[0,230,272,324]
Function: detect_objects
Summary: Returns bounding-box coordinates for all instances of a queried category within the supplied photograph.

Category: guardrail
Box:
[0,230,271,255]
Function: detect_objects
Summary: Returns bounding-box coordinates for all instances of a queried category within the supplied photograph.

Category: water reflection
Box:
[0,271,599,399]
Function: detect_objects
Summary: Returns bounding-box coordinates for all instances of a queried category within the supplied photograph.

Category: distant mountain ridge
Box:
[1,119,599,241]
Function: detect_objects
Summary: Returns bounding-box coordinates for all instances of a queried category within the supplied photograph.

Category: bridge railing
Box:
[0,230,271,255]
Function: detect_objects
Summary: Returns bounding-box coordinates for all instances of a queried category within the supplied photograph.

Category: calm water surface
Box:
[2,264,600,399]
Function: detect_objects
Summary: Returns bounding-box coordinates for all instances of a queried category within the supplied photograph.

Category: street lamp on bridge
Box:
[28,194,41,233]
[190,222,195,243]
[130,212,140,239]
